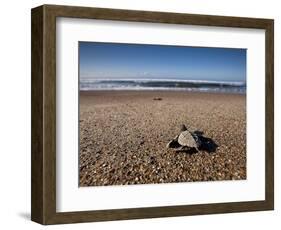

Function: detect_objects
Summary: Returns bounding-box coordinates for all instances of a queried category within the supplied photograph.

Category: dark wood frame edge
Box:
[31,4,274,225]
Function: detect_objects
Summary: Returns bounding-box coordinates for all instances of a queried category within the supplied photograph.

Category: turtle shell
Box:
[178,130,198,148]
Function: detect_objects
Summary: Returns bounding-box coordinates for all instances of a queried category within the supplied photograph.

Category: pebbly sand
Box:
[79,91,246,186]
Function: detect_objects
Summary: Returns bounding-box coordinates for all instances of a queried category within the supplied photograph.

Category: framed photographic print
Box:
[31,4,274,225]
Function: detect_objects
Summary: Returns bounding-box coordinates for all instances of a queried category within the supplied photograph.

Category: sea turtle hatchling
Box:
[166,124,201,152]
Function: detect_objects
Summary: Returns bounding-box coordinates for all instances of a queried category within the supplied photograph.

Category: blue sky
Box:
[79,42,246,82]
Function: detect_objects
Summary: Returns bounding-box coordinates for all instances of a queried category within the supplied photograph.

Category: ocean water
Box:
[80,79,246,94]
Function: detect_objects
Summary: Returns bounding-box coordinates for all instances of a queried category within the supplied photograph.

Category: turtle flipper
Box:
[166,139,176,148]
[175,146,199,153]
[175,146,185,152]
[166,135,180,148]
[175,146,192,152]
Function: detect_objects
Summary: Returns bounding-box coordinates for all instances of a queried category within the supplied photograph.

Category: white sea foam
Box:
[80,78,246,93]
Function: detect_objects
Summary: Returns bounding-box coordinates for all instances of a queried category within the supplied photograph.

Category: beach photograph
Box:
[79,42,246,187]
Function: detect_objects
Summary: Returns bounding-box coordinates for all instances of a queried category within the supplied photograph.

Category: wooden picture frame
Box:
[31,4,274,225]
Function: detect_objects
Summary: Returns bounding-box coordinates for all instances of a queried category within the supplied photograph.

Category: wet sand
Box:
[79,91,246,186]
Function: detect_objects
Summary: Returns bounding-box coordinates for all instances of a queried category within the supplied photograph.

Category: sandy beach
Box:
[79,91,246,186]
